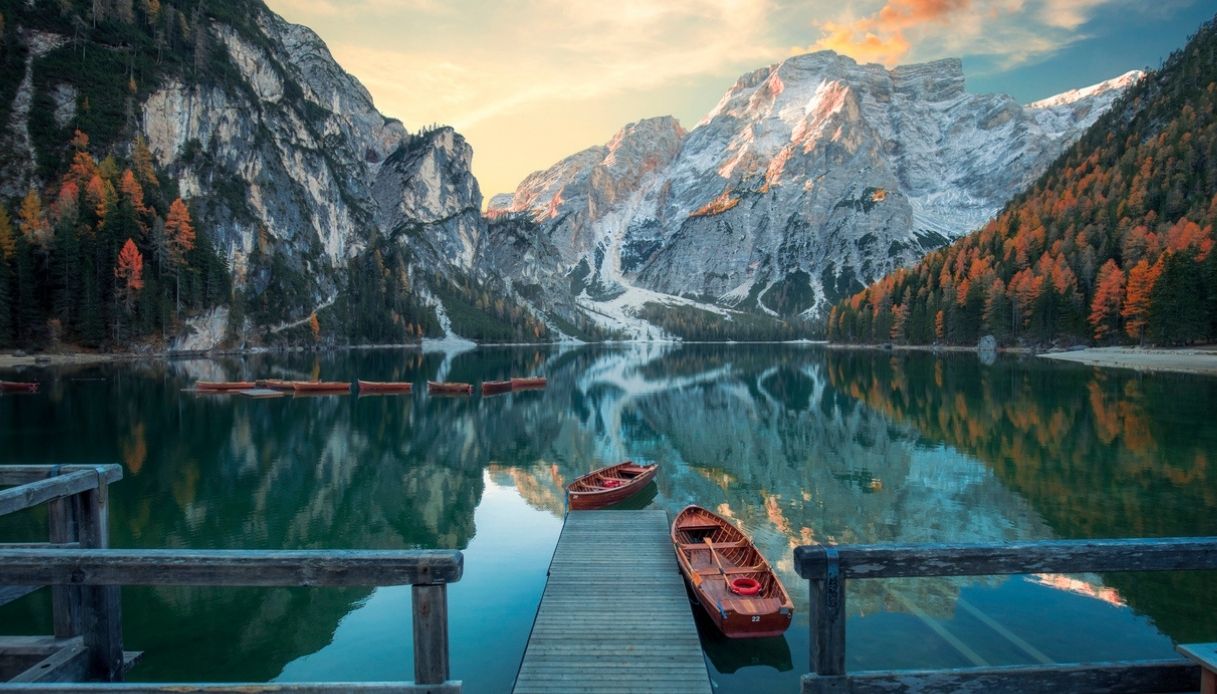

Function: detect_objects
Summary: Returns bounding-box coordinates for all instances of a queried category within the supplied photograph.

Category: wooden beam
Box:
[0,549,465,587]
[0,465,123,487]
[794,537,1217,579]
[78,482,124,682]
[801,659,1199,693]
[49,478,82,639]
[412,584,449,685]
[9,640,88,683]
[806,546,846,677]
[0,471,99,518]
[0,584,40,608]
[0,684,461,693]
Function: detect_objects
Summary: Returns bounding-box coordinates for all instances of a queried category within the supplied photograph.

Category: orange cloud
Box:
[809,0,971,66]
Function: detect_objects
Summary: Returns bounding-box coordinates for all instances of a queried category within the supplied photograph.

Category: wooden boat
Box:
[566,461,659,510]
[427,381,473,395]
[290,381,351,393]
[511,377,547,390]
[671,505,793,639]
[357,380,414,394]
[481,380,513,396]
[0,381,39,393]
[255,379,295,391]
[195,381,256,392]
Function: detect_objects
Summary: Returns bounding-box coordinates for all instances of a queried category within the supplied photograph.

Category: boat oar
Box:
[703,537,736,591]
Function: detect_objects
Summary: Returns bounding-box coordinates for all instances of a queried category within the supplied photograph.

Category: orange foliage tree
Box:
[1089,260,1125,342]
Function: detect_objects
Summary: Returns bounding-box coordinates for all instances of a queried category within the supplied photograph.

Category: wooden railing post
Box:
[808,545,846,678]
[76,467,124,682]
[47,466,82,638]
[412,583,450,685]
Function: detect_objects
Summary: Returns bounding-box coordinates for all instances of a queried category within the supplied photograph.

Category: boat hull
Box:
[195,381,255,391]
[0,381,39,393]
[567,462,658,510]
[291,381,351,393]
[428,381,472,395]
[671,505,793,639]
[357,380,414,394]
[481,380,513,395]
[510,377,547,389]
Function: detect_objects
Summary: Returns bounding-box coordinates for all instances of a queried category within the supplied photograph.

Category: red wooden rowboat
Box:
[291,381,351,393]
[481,380,512,396]
[566,461,658,510]
[428,381,472,395]
[671,505,793,639]
[511,377,547,390]
[195,381,256,392]
[0,381,39,393]
[357,380,414,394]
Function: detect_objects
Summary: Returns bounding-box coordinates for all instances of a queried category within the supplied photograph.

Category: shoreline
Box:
[1038,346,1217,377]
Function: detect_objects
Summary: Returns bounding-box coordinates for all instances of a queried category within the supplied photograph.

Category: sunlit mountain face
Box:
[2,344,1215,691]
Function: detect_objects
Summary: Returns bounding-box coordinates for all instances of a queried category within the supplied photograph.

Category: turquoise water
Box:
[2,344,1215,692]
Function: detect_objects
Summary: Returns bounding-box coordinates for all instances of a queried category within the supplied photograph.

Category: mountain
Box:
[485,53,1140,337]
[826,15,1217,348]
[0,0,544,350]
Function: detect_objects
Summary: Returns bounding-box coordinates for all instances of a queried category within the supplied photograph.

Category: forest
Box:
[0,130,228,348]
[827,16,1217,347]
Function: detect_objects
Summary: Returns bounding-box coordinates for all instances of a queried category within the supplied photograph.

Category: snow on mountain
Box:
[482,52,1142,334]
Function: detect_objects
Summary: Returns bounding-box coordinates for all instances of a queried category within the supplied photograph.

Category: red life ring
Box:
[729,577,761,596]
[602,479,624,488]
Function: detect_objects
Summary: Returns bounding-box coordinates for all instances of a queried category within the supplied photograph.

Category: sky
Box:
[263,0,1214,202]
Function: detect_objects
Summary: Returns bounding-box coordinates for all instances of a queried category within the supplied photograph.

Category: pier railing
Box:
[0,464,464,692]
[794,537,1217,693]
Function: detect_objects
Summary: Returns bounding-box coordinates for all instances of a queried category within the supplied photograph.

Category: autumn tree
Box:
[18,188,51,248]
[115,238,144,314]
[309,312,320,342]
[0,206,14,260]
[164,198,195,311]
[1122,258,1162,343]
[1089,260,1125,342]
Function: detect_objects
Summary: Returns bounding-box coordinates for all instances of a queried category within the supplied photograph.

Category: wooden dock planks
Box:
[513,510,712,694]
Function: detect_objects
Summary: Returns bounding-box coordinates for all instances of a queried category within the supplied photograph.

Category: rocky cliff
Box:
[486,52,1141,334]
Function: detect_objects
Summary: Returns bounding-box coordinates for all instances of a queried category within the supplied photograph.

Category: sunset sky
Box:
[264,0,1213,201]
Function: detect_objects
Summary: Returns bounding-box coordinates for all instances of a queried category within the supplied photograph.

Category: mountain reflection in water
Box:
[1,343,1214,693]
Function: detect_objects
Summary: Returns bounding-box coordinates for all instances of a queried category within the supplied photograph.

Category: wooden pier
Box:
[513,510,712,694]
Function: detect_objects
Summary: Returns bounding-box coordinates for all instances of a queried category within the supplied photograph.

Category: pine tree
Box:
[0,206,15,260]
[131,135,159,187]
[0,259,11,347]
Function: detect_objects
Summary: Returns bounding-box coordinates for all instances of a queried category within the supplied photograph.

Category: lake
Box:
[2,344,1216,692]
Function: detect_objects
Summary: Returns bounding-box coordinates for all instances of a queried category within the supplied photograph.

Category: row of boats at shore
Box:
[566,461,794,639]
[0,380,39,393]
[193,377,547,397]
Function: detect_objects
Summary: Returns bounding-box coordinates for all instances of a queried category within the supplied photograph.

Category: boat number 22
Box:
[751,616,760,623]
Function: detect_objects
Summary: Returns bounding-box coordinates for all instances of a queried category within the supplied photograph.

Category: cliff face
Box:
[486,52,1141,334]
[0,0,495,347]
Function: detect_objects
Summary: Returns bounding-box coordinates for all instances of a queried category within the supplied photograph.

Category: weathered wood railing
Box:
[0,465,464,692]
[794,537,1217,693]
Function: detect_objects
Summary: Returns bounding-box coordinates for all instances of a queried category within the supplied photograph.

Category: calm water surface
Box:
[2,344,1216,692]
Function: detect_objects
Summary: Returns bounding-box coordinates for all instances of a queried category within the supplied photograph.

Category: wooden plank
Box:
[78,483,124,682]
[0,471,98,517]
[0,465,123,487]
[808,547,845,677]
[0,584,39,607]
[9,640,88,683]
[0,684,461,693]
[794,537,1217,579]
[412,584,449,685]
[49,471,82,639]
[513,510,712,694]
[800,660,1200,693]
[0,549,464,587]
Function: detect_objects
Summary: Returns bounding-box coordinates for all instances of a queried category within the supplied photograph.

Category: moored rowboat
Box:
[566,461,658,510]
[510,377,547,389]
[0,381,39,393]
[428,381,473,395]
[291,381,351,393]
[357,380,414,394]
[195,381,256,392]
[481,380,513,396]
[671,505,793,639]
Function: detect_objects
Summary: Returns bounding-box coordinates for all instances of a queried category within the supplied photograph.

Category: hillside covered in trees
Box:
[827,15,1217,347]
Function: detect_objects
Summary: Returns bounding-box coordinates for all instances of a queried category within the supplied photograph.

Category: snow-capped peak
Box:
[1028,70,1144,109]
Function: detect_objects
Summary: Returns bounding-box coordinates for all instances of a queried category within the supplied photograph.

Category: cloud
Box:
[799,0,1119,69]
[321,0,781,131]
